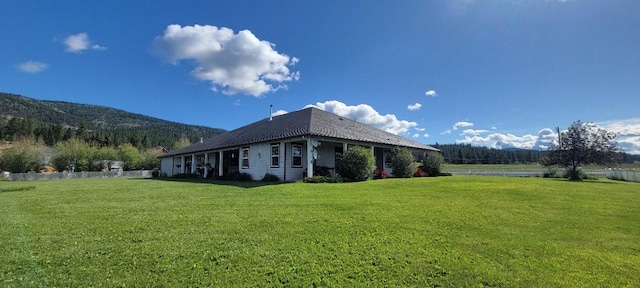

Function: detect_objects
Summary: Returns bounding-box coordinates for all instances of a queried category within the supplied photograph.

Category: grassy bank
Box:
[1,177,638,286]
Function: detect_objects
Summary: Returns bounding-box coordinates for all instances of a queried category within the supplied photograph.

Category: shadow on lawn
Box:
[128,177,289,188]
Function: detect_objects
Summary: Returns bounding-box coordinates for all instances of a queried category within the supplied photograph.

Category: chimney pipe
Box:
[269,104,273,121]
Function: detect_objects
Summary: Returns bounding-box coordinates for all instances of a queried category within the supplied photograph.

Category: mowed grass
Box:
[1,177,638,287]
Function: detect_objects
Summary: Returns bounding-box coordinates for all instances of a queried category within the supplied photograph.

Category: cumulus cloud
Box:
[461,129,488,136]
[598,118,640,154]
[407,103,422,111]
[413,134,420,138]
[306,100,418,135]
[457,133,539,150]
[425,90,437,97]
[424,133,430,138]
[453,121,474,129]
[416,128,426,132]
[447,118,640,154]
[152,24,300,97]
[64,33,106,53]
[17,61,48,73]
[272,109,288,117]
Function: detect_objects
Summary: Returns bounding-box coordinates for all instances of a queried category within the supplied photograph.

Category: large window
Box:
[271,144,280,167]
[292,143,302,167]
[241,147,249,168]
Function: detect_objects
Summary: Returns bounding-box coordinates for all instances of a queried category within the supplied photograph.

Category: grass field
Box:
[1,177,638,287]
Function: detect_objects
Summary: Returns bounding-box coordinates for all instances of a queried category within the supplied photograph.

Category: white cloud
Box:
[453,121,474,129]
[461,129,488,136]
[424,133,430,138]
[441,130,452,135]
[152,24,299,97]
[412,134,420,138]
[457,132,539,150]
[306,100,417,135]
[446,118,640,154]
[416,127,426,132]
[272,109,288,117]
[407,103,422,111]
[17,61,48,73]
[64,33,106,53]
[425,90,437,97]
[598,118,640,155]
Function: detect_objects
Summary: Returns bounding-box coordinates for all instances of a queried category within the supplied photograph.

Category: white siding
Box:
[160,157,181,177]
[239,142,284,181]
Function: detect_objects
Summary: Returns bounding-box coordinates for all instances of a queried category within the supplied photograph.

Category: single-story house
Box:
[159,107,439,180]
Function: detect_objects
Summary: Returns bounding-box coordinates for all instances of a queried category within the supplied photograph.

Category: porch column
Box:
[191,155,196,174]
[203,153,209,178]
[307,138,314,177]
[219,151,224,177]
[343,142,348,152]
[180,156,185,174]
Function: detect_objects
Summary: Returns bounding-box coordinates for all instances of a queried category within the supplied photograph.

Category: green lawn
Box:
[1,177,638,287]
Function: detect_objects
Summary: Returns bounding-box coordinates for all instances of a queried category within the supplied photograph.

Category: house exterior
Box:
[159,107,439,180]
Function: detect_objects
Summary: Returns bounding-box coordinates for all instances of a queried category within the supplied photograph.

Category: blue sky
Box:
[2,0,639,153]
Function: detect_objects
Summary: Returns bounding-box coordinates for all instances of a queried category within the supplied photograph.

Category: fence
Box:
[605,169,640,183]
[444,168,607,178]
[3,170,152,181]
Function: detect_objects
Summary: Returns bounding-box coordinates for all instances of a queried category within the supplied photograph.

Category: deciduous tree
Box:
[544,121,618,181]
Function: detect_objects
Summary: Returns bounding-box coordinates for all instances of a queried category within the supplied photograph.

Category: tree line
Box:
[432,143,639,165]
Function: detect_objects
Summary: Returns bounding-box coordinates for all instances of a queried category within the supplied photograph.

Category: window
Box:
[241,147,249,168]
[292,144,302,167]
[271,144,280,167]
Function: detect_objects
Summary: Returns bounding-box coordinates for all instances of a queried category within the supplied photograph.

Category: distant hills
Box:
[0,92,225,149]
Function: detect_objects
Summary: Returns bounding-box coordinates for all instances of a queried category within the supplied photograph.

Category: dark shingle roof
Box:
[162,107,438,157]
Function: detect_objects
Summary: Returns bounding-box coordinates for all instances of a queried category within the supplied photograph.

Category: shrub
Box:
[563,169,598,181]
[0,143,45,173]
[235,172,253,181]
[261,173,280,182]
[337,146,375,182]
[373,168,388,179]
[303,176,344,183]
[151,168,160,178]
[422,152,444,177]
[390,147,416,178]
[414,167,428,177]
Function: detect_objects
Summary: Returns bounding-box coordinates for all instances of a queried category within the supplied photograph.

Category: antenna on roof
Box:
[269,104,273,121]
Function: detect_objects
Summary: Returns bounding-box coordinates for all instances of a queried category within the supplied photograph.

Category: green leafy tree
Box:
[139,148,162,170]
[422,152,444,176]
[336,146,375,182]
[51,139,92,172]
[172,135,191,150]
[118,144,143,170]
[544,121,618,181]
[0,140,45,173]
[390,147,415,178]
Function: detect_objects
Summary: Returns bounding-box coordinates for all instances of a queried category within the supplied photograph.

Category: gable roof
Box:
[162,107,438,157]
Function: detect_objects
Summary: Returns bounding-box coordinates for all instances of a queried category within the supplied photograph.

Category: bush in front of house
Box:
[414,167,428,177]
[303,176,344,183]
[373,168,388,179]
[221,171,254,181]
[337,146,375,182]
[422,152,444,177]
[261,173,280,182]
[390,147,416,178]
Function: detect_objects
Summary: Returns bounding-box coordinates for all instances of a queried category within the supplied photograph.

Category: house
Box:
[159,107,439,180]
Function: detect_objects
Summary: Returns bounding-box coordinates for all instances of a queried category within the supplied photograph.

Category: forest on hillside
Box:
[0,92,225,149]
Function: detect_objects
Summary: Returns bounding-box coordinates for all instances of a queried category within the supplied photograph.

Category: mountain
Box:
[0,92,225,148]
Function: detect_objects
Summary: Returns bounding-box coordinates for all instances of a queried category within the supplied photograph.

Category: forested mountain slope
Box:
[0,92,225,148]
